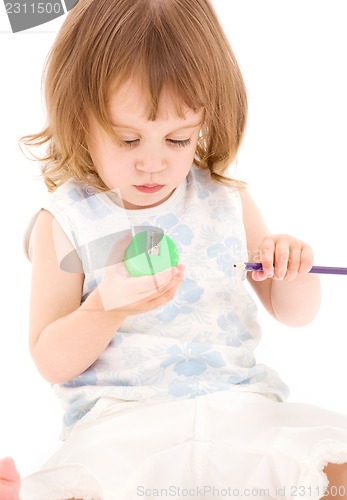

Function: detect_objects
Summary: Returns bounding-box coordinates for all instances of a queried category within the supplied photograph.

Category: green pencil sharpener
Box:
[124,230,180,277]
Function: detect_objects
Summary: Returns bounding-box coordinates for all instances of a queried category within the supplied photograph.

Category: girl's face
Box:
[87,80,204,209]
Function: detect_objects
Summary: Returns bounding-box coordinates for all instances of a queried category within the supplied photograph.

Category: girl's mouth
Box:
[134,184,164,193]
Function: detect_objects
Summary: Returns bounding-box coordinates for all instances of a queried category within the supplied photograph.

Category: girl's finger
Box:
[119,273,184,313]
[298,245,314,274]
[251,270,268,281]
[147,279,183,307]
[274,241,290,280]
[134,266,181,294]
[284,245,301,281]
[258,237,275,277]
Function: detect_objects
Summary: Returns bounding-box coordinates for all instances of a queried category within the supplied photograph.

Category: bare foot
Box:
[0,457,20,500]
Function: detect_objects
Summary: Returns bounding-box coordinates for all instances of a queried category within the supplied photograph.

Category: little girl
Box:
[2,0,347,498]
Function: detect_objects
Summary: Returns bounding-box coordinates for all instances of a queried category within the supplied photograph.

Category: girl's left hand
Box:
[251,234,314,282]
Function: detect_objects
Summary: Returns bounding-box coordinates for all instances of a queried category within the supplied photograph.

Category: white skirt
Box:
[20,391,347,500]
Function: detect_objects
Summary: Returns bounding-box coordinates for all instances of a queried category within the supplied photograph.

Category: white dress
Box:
[20,392,347,499]
[21,166,347,499]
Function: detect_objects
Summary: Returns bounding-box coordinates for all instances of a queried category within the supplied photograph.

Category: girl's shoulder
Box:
[189,163,242,204]
[47,177,95,207]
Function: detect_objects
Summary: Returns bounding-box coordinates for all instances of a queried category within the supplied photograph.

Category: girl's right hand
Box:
[98,262,185,314]
[84,233,185,314]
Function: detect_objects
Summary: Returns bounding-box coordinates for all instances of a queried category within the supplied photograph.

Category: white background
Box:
[0,0,346,478]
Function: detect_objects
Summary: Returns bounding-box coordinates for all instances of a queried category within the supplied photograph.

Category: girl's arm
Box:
[29,210,184,384]
[239,188,321,327]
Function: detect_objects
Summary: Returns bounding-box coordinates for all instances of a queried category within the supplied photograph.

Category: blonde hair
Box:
[21,0,247,192]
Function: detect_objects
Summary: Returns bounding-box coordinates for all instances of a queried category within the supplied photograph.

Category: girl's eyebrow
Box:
[169,122,203,133]
[111,121,202,133]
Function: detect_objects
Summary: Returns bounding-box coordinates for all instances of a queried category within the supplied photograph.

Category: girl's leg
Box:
[323,463,347,499]
[0,457,20,500]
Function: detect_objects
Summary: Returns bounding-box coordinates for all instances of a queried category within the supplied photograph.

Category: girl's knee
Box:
[323,463,347,499]
[324,462,347,480]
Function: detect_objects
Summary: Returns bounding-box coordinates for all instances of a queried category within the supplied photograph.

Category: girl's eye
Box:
[167,138,191,148]
[120,139,139,147]
[118,138,192,148]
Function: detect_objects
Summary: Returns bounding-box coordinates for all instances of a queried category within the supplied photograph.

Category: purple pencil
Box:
[234,262,347,275]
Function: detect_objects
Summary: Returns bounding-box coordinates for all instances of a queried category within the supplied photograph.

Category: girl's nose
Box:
[135,158,167,173]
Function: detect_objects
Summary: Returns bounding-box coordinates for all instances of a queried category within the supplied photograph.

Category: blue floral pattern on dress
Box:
[155,213,194,252]
[167,380,230,398]
[68,186,112,219]
[207,236,243,277]
[160,343,226,376]
[191,167,220,200]
[217,311,253,347]
[156,278,204,321]
[63,396,97,427]
[63,368,97,388]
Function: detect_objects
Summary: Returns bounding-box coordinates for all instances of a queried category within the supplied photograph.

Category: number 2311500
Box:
[5,3,63,14]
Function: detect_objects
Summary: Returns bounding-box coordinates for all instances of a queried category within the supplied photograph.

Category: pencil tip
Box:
[233,262,245,270]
